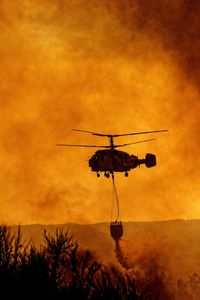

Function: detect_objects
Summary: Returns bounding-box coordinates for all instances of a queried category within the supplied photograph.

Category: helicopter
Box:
[57,128,168,178]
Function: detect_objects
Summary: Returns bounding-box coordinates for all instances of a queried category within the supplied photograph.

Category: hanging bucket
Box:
[110,221,123,240]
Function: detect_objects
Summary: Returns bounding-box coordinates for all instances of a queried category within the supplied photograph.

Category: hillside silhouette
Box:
[1,221,200,299]
[0,225,174,299]
[11,219,200,278]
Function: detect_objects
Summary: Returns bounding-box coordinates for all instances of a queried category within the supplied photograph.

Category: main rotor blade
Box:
[72,128,168,137]
[57,138,156,148]
[111,130,168,137]
[57,144,109,148]
[72,129,109,137]
[114,138,156,148]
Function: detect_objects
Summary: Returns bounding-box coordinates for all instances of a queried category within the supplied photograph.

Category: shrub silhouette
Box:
[0,225,175,299]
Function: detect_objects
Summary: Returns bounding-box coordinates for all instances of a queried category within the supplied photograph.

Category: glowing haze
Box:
[0,0,199,224]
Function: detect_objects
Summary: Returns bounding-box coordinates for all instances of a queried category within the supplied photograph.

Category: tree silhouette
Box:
[0,225,180,299]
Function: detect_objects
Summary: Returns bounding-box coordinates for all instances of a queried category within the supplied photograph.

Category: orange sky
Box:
[0,0,200,224]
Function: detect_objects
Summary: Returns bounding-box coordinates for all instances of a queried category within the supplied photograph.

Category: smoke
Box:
[114,237,166,273]
[114,239,132,270]
[0,0,200,224]
[113,237,173,298]
[113,235,200,299]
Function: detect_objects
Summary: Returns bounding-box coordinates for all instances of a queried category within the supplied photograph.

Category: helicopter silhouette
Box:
[57,128,168,178]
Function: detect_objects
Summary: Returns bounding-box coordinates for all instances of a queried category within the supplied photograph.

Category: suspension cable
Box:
[111,173,119,221]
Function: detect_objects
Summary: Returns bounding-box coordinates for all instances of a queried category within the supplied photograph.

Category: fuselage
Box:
[88,149,141,172]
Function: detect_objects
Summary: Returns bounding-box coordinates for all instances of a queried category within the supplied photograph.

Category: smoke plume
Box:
[114,239,132,270]
[113,236,173,299]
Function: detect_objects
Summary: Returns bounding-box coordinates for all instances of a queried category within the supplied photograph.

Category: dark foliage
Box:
[0,225,175,300]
